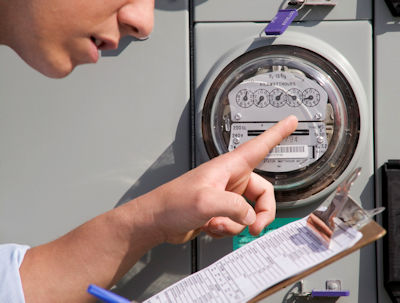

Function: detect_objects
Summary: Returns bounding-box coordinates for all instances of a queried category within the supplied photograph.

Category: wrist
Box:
[117,192,165,251]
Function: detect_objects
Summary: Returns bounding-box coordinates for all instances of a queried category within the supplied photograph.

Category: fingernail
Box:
[210,225,224,235]
[244,209,256,225]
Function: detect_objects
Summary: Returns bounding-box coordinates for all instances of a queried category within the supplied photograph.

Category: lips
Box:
[86,35,118,63]
[84,35,119,64]
[91,36,103,47]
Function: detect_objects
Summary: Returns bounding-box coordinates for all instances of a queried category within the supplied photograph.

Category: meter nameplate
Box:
[228,122,328,172]
[228,71,328,122]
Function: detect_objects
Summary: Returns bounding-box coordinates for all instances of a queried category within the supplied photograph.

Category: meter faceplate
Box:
[202,45,360,203]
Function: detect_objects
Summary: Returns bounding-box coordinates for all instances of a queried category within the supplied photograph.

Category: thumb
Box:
[200,188,256,226]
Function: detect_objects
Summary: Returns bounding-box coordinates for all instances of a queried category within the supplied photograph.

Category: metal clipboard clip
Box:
[306,167,385,246]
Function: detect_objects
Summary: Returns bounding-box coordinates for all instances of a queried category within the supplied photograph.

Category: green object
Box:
[233,217,300,250]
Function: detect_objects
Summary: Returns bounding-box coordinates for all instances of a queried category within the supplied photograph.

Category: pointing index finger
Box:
[233,115,298,170]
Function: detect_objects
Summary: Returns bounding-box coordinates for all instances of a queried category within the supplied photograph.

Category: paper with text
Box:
[144,217,362,303]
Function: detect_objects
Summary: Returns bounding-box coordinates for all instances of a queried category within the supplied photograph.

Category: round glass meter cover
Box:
[202,45,360,202]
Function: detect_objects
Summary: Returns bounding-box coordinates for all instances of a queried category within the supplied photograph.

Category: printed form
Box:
[144,217,362,303]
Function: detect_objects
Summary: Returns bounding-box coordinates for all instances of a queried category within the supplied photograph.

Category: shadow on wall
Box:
[115,101,190,206]
[106,1,198,299]
[112,101,191,302]
[102,0,207,56]
[155,0,192,11]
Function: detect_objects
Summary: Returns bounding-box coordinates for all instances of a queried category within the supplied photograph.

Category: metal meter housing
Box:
[197,33,369,207]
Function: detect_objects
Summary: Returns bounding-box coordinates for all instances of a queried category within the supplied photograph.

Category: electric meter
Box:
[201,45,360,203]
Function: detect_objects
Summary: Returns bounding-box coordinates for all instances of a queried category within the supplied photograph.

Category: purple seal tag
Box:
[311,290,350,297]
[264,9,298,35]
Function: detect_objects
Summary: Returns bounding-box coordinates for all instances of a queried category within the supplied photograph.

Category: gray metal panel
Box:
[374,1,400,302]
[0,1,190,301]
[195,21,374,302]
[194,0,371,22]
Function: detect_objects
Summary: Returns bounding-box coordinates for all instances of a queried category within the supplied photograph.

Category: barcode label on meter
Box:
[267,145,308,159]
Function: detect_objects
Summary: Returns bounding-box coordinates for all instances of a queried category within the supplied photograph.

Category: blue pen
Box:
[87,284,131,303]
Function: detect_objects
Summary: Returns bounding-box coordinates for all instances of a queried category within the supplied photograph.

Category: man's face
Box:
[12,0,155,78]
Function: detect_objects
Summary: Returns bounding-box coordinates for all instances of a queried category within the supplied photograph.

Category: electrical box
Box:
[194,2,375,302]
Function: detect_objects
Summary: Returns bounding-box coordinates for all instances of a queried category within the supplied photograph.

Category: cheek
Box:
[17,0,126,77]
[41,0,110,34]
[78,0,124,23]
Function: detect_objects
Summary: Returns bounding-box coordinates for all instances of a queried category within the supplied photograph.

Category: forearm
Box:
[20,196,163,303]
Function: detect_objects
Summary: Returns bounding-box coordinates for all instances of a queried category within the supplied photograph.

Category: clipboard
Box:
[143,168,386,303]
[89,219,385,303]
[142,217,385,303]
[248,219,386,302]
[250,168,386,302]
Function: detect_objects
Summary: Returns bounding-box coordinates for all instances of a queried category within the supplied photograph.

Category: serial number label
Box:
[267,145,308,159]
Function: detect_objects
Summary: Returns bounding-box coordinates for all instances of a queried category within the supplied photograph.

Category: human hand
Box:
[143,115,298,244]
[19,115,298,303]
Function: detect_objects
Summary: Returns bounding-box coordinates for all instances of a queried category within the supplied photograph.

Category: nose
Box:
[117,1,155,39]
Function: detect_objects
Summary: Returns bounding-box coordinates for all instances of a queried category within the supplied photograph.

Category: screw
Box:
[326,280,341,291]
[314,113,322,120]
[317,136,324,143]
[233,138,240,144]
[234,113,242,121]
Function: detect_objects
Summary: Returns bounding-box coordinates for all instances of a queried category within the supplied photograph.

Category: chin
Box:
[22,52,75,79]
[35,61,75,79]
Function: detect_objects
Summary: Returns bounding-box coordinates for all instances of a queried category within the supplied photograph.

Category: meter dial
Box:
[269,88,287,107]
[254,89,269,108]
[236,89,254,108]
[202,45,360,203]
[303,88,320,107]
[287,88,303,107]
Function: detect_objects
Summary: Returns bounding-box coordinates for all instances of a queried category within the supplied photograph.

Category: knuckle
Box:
[230,194,244,209]
[264,181,274,193]
[230,196,248,220]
